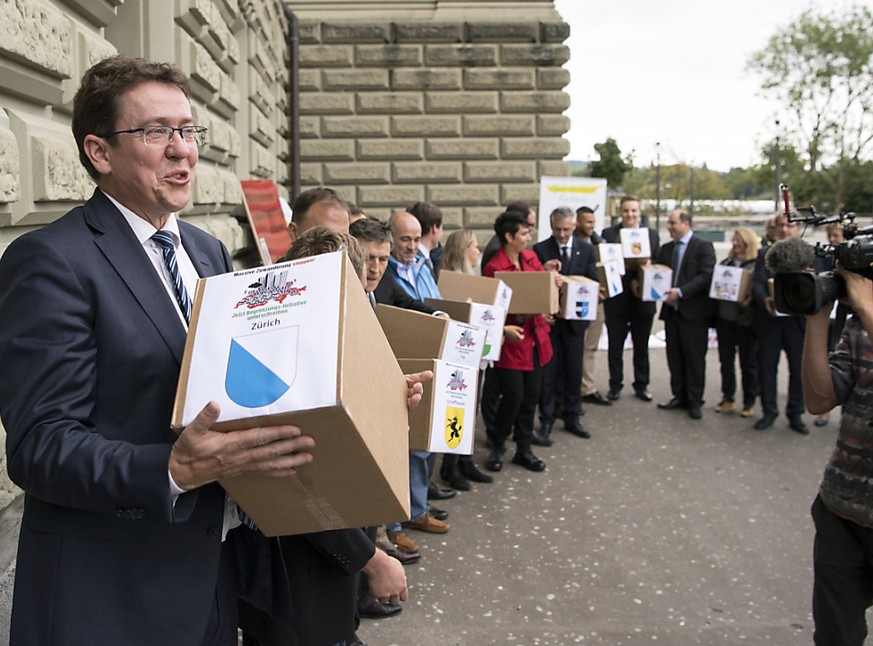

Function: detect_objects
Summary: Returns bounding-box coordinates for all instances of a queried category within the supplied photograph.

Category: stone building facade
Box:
[0,0,570,636]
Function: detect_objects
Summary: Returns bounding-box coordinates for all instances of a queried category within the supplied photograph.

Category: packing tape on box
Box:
[296,473,347,530]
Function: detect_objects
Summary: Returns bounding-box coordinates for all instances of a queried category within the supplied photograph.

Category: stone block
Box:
[31,136,91,202]
[501,183,540,205]
[297,22,320,44]
[189,39,221,93]
[502,137,571,158]
[537,115,571,137]
[465,206,503,227]
[426,139,498,160]
[395,23,463,43]
[218,70,241,113]
[358,185,424,207]
[500,91,570,113]
[324,162,391,184]
[298,45,353,68]
[501,44,570,67]
[427,185,499,206]
[465,161,537,183]
[299,116,320,138]
[392,162,462,184]
[539,160,571,177]
[425,45,497,67]
[323,23,391,44]
[463,69,535,90]
[298,69,320,91]
[356,45,422,67]
[300,162,322,185]
[248,107,274,148]
[0,0,73,79]
[392,116,460,138]
[322,116,389,138]
[541,21,571,43]
[463,115,535,137]
[425,92,497,114]
[300,139,355,161]
[299,93,354,115]
[467,22,538,43]
[440,206,463,228]
[537,68,571,90]
[322,68,389,91]
[357,139,424,161]
[0,127,20,204]
[357,93,423,115]
[392,69,462,91]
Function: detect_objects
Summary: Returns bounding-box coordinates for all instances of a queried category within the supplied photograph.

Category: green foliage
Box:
[588,137,634,188]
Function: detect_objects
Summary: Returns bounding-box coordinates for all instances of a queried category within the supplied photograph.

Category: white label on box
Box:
[603,259,624,298]
[564,282,599,320]
[429,360,477,454]
[598,243,625,276]
[181,252,342,426]
[441,320,488,367]
[469,303,506,362]
[619,228,652,260]
[496,281,513,311]
[709,265,744,302]
[642,267,673,301]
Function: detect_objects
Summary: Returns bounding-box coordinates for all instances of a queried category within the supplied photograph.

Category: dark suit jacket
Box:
[533,235,598,333]
[0,189,287,645]
[658,234,717,322]
[600,224,661,318]
[373,271,437,313]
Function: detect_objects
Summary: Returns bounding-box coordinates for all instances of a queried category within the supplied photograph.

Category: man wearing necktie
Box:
[656,209,717,420]
[533,207,598,445]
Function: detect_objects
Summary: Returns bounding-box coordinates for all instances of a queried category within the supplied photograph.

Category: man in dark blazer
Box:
[0,56,316,645]
[533,207,598,444]
[601,196,661,402]
[656,210,717,420]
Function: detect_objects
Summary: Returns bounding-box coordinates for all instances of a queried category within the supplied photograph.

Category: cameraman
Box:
[803,267,873,645]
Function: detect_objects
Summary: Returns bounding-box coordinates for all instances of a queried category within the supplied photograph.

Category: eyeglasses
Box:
[100,125,208,147]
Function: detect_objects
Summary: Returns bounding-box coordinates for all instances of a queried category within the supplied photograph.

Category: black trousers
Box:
[664,312,709,408]
[716,319,758,407]
[480,365,501,436]
[539,320,585,424]
[757,318,804,417]
[489,352,542,451]
[812,495,873,646]
[605,310,654,392]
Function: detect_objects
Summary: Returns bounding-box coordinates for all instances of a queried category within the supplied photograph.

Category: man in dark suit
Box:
[656,210,716,420]
[533,207,598,444]
[601,195,661,402]
[0,56,316,646]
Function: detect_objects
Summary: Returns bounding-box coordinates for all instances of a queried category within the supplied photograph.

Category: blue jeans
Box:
[409,450,429,521]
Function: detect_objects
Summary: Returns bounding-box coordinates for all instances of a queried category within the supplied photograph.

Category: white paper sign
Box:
[495,280,513,311]
[709,265,746,302]
[538,176,608,243]
[180,253,342,426]
[563,279,599,321]
[429,360,478,454]
[641,265,673,302]
[619,228,652,261]
[442,320,488,367]
[469,303,506,362]
[601,259,624,298]
[596,243,625,276]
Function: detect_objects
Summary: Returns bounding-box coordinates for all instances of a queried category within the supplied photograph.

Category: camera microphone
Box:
[765,237,816,274]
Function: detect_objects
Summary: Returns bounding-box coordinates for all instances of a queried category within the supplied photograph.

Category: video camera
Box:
[771,185,873,316]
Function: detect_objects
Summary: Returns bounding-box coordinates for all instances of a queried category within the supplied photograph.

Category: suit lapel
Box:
[85,191,188,363]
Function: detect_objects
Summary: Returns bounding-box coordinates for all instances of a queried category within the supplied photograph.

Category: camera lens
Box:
[783,274,817,314]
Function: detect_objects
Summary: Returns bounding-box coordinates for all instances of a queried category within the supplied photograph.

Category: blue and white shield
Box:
[225,326,299,408]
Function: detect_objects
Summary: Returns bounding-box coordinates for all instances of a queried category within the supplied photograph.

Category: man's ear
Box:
[287,221,298,244]
[83,134,112,176]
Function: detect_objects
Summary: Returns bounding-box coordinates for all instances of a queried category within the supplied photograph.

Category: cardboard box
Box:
[597,260,625,298]
[709,264,752,303]
[436,271,513,311]
[172,251,410,536]
[595,243,626,276]
[560,276,600,321]
[375,304,486,367]
[399,359,478,454]
[639,263,673,302]
[424,298,506,362]
[494,271,560,314]
[619,228,652,267]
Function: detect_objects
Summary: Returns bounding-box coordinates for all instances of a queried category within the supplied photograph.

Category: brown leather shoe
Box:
[402,512,450,534]
[387,530,420,553]
[381,543,421,565]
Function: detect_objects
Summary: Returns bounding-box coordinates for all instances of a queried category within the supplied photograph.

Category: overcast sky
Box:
[553,0,857,172]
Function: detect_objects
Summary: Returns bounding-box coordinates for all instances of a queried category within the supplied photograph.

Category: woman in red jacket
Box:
[482,210,555,473]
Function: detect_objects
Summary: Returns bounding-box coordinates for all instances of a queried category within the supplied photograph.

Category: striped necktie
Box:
[151,230,192,323]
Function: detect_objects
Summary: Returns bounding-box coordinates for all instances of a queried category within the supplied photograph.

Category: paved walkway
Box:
[359,345,836,646]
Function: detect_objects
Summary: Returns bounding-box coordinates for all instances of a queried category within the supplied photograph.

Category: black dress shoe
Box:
[441,467,472,491]
[358,595,402,620]
[512,449,546,472]
[606,386,621,401]
[657,397,686,410]
[349,633,369,646]
[789,416,810,435]
[634,388,653,402]
[754,414,777,430]
[485,446,505,472]
[532,421,554,447]
[688,406,703,420]
[583,391,613,406]
[564,419,591,439]
[459,461,494,483]
[427,483,457,500]
[381,544,421,565]
[428,505,449,521]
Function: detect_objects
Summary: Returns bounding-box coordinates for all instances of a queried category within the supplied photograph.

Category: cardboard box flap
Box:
[495,271,559,314]
[375,304,448,360]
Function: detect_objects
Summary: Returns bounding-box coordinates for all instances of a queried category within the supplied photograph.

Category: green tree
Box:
[588,138,634,188]
[748,4,873,211]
